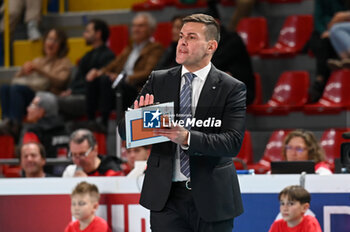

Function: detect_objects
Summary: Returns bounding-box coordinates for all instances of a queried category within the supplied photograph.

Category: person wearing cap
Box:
[22,91,69,162]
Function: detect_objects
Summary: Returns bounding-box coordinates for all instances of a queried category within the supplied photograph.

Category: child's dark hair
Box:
[278,185,311,204]
[71,181,100,201]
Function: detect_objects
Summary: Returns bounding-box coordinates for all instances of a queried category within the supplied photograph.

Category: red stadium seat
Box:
[154,22,173,48]
[304,70,350,114]
[248,130,289,174]
[250,71,309,115]
[94,132,107,155]
[235,130,254,170]
[220,0,236,6]
[132,0,167,11]
[0,135,15,158]
[259,15,313,58]
[247,73,263,113]
[109,25,129,55]
[265,0,302,3]
[2,165,21,177]
[320,128,347,172]
[236,17,268,55]
[174,0,207,8]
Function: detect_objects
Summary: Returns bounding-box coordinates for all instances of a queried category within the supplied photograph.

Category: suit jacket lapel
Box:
[194,65,221,120]
[166,66,182,117]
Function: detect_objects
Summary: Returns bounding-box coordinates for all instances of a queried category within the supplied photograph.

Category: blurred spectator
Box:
[155,15,184,70]
[327,21,350,69]
[306,0,349,102]
[121,145,151,175]
[0,28,71,140]
[62,129,124,177]
[206,3,255,105]
[268,185,322,232]
[22,92,69,158]
[282,130,332,175]
[58,19,115,120]
[19,142,53,177]
[0,0,42,40]
[86,12,164,123]
[65,181,111,232]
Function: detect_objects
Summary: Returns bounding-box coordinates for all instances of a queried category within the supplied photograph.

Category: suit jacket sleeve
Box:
[188,80,246,158]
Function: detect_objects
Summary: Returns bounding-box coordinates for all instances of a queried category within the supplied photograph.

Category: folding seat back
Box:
[276,15,313,52]
[236,130,254,169]
[269,71,309,106]
[252,73,263,105]
[154,22,173,48]
[237,17,268,55]
[0,135,15,159]
[109,25,129,55]
[320,128,347,171]
[260,130,289,164]
[321,70,350,106]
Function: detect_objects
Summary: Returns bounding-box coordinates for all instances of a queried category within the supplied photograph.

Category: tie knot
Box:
[183,72,196,83]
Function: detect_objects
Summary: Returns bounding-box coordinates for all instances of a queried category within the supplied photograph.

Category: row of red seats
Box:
[236,128,348,173]
[108,22,173,56]
[109,14,313,59]
[249,69,350,115]
[236,15,313,56]
[132,0,304,11]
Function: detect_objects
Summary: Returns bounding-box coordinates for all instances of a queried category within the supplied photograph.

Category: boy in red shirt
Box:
[269,185,322,232]
[64,181,111,232]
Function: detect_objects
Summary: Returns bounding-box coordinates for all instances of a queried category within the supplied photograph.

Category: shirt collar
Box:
[181,62,212,82]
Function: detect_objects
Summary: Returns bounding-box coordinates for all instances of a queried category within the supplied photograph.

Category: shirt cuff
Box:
[181,131,191,150]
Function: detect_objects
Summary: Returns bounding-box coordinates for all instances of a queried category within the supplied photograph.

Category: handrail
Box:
[232,157,248,170]
[0,158,72,166]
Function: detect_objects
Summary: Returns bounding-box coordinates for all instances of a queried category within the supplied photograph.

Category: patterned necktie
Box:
[179,72,196,178]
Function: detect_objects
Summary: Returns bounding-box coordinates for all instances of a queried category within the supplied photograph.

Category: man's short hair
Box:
[182,13,220,43]
[134,12,157,32]
[71,181,100,202]
[36,91,59,117]
[18,142,46,161]
[279,185,311,204]
[89,19,110,43]
[69,129,97,148]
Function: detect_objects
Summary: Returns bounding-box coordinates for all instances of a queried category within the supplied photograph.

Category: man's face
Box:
[71,193,98,222]
[176,22,215,71]
[69,140,96,172]
[131,16,152,44]
[84,23,97,45]
[126,147,150,169]
[26,97,45,123]
[279,194,308,226]
[20,143,45,177]
[172,18,183,42]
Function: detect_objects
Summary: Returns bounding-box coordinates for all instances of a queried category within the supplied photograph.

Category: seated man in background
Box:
[62,129,124,177]
[22,91,69,158]
[58,18,115,122]
[86,12,164,116]
[121,145,151,175]
[19,142,53,177]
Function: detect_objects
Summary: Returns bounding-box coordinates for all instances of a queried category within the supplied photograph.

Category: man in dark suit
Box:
[119,13,246,232]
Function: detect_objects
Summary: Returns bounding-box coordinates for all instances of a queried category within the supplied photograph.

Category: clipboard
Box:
[125,102,174,148]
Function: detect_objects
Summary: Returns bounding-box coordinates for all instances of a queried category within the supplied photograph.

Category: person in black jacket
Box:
[58,19,115,121]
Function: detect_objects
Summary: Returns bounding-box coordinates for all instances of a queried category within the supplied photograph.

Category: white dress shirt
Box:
[172,62,212,181]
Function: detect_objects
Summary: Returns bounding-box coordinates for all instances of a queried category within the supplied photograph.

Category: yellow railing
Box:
[3,0,10,67]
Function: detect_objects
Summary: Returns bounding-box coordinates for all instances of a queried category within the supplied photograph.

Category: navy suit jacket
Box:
[119,64,246,222]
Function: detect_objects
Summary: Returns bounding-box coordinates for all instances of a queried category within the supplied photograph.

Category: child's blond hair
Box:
[71,181,100,202]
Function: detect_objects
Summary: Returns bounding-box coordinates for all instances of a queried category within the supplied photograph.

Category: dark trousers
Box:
[150,182,234,232]
[0,84,35,122]
[86,75,115,125]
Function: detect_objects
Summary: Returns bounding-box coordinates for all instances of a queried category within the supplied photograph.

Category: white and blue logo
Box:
[143,109,162,128]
